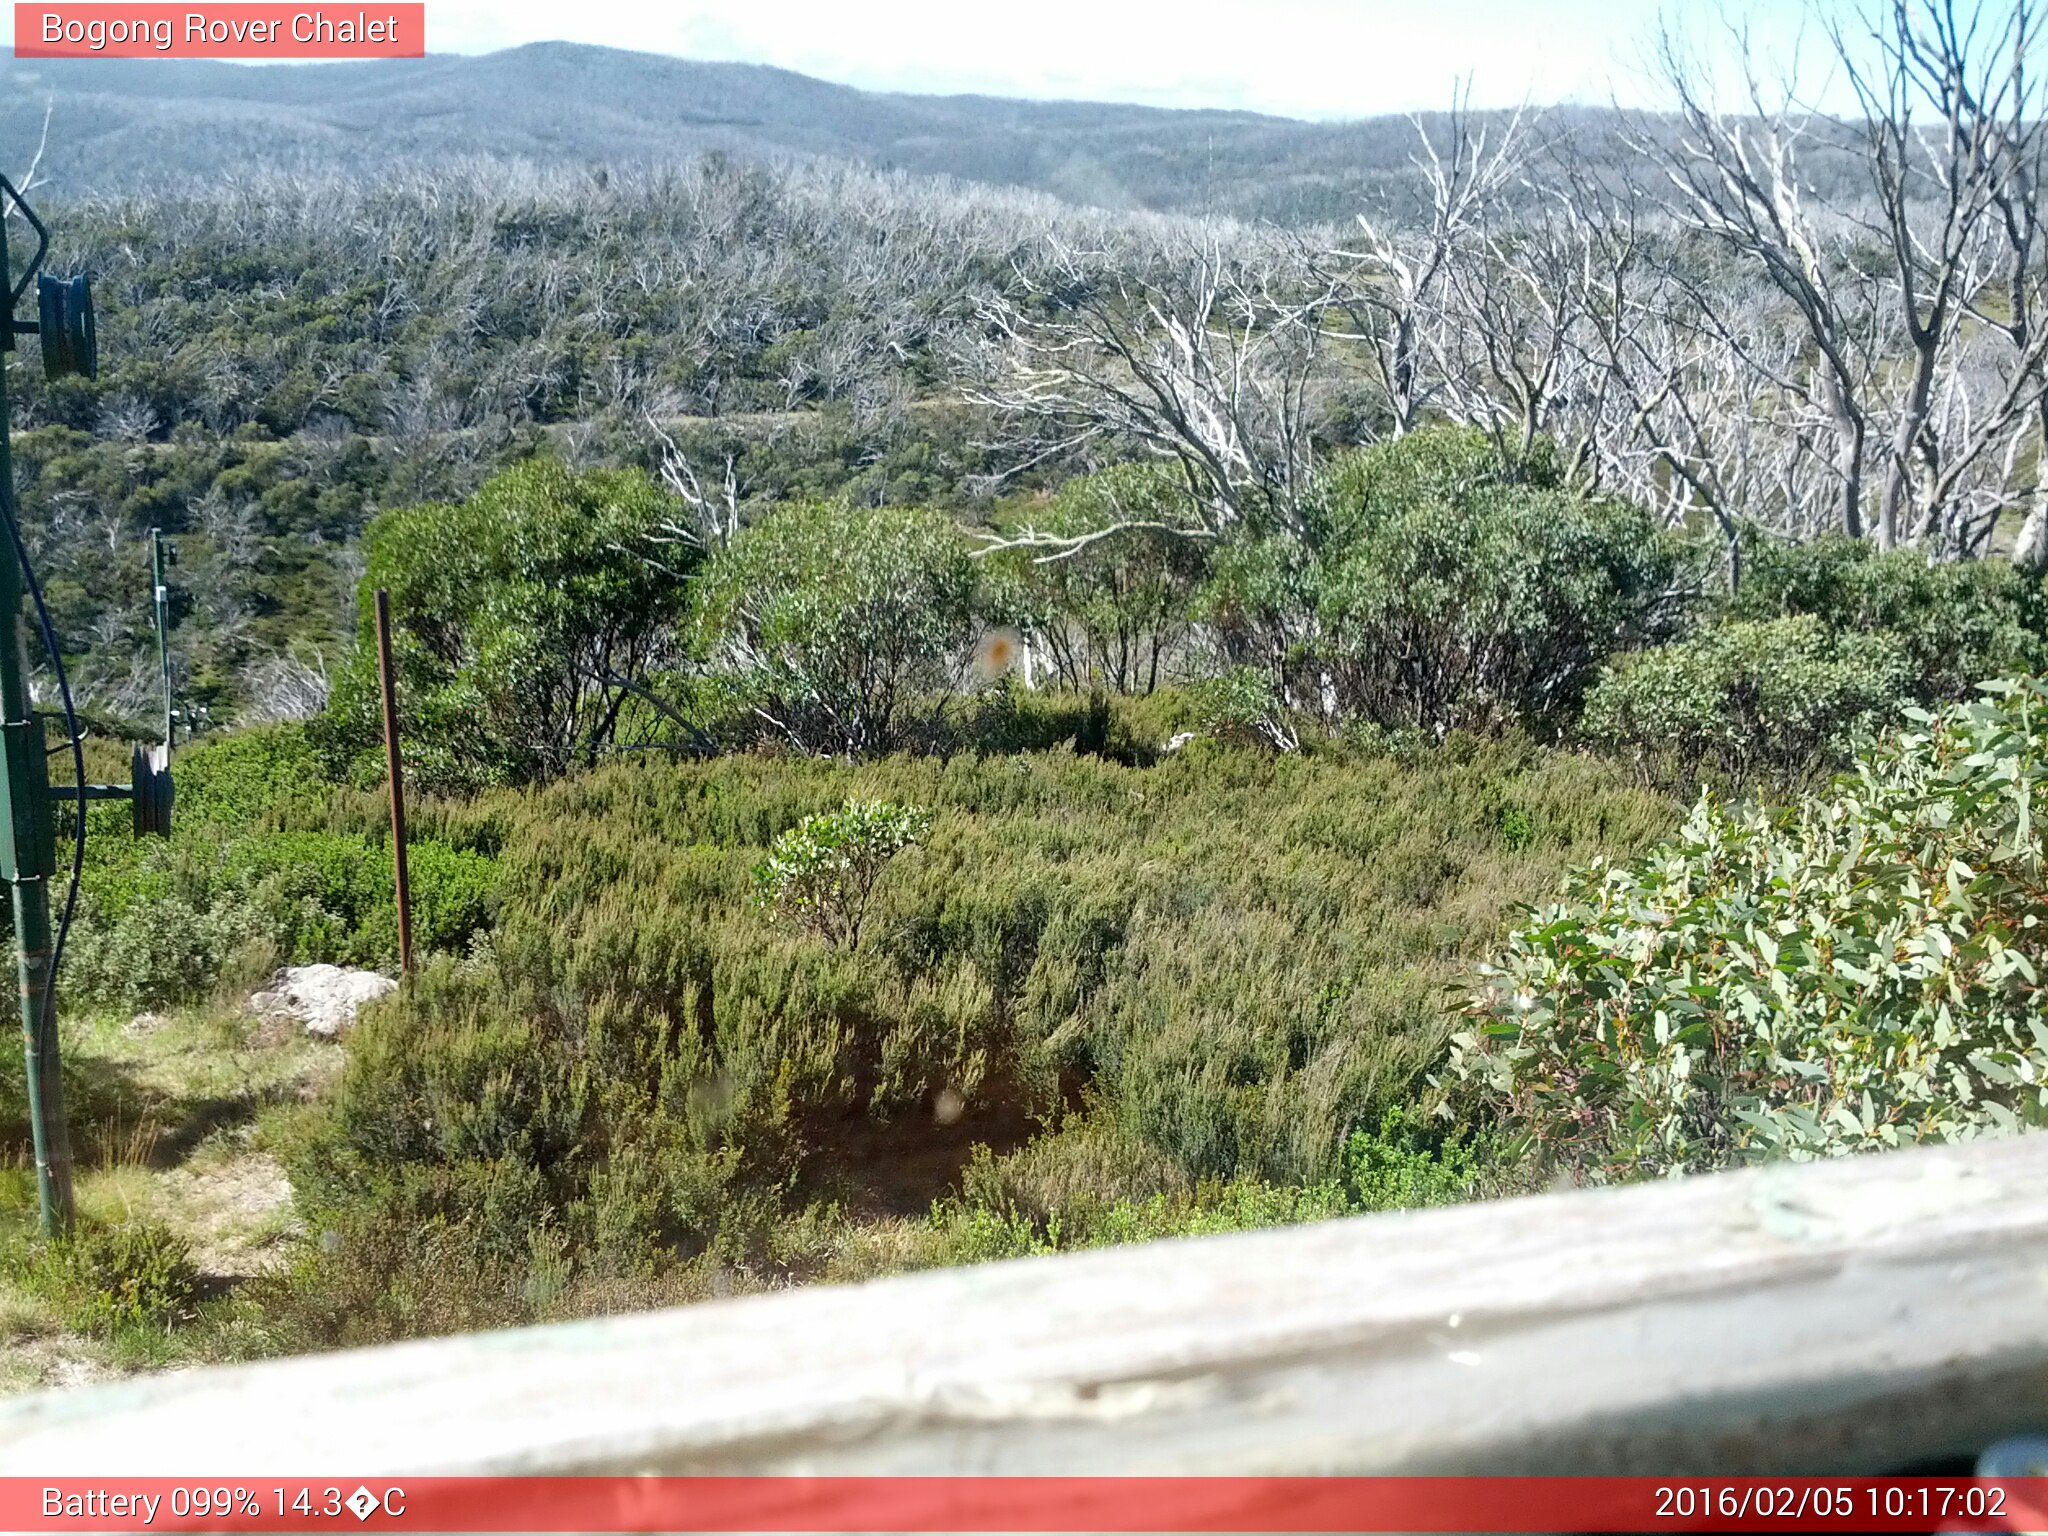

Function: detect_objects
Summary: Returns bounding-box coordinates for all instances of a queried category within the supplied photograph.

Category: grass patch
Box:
[0,1006,336,1395]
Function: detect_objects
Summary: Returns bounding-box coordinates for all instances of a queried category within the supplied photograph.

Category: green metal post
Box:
[0,218,72,1236]
[151,530,171,748]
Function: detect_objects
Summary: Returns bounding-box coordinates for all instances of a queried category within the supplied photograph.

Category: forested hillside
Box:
[0,44,1593,222]
[13,156,1078,722]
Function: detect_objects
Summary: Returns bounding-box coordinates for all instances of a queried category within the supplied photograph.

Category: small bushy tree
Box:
[319,459,699,790]
[693,501,977,756]
[1447,679,2048,1183]
[1582,615,1910,784]
[753,800,933,949]
[1307,429,1688,734]
[1197,428,1687,739]
[983,465,1209,694]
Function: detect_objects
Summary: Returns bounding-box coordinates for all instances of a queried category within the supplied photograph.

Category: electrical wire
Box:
[0,509,85,1060]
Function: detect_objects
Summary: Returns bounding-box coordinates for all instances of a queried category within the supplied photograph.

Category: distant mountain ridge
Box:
[0,41,1579,222]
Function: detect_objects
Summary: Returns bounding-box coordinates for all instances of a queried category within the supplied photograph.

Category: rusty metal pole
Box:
[373,589,413,977]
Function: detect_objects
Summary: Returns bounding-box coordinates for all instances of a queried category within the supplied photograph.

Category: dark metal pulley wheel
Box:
[129,743,173,839]
[37,273,95,382]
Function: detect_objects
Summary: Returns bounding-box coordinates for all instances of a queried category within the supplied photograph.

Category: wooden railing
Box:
[3,1132,2046,1476]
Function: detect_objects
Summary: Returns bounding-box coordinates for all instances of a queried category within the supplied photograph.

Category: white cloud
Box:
[1,0,1843,119]
[408,0,1688,117]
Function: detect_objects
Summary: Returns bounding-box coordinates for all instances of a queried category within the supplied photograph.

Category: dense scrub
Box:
[1453,680,2048,1180]
[231,721,1670,1345]
[1584,535,2048,786]
[25,419,2048,1360]
[329,429,1722,784]
[65,727,499,1011]
[21,552,2048,1364]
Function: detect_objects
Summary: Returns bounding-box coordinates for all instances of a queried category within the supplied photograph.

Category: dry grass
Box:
[0,1001,338,1396]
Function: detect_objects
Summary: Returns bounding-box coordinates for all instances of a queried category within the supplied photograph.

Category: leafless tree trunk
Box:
[962,231,1334,546]
[646,416,742,554]
[1642,2,2048,558]
[1321,92,1532,439]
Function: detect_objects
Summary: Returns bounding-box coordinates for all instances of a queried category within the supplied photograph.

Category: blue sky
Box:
[421,0,1835,117]
[1,0,1846,117]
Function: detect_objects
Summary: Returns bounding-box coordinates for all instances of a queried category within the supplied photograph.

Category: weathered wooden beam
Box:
[5,1132,2047,1476]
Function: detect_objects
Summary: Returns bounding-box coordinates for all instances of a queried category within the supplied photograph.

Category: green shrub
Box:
[692,500,978,756]
[229,832,498,966]
[243,1153,582,1349]
[1342,1105,1481,1211]
[317,458,699,791]
[227,832,391,966]
[1728,532,2048,703]
[1081,1179,1355,1246]
[70,819,499,1007]
[926,1173,1357,1264]
[1300,427,1689,734]
[982,465,1209,695]
[939,681,1202,763]
[170,724,330,831]
[1581,615,1911,783]
[16,1219,201,1336]
[1190,667,1303,752]
[922,1106,1477,1265]
[1447,678,2048,1183]
[67,890,259,1010]
[405,842,501,958]
[1495,803,1535,853]
[753,800,932,949]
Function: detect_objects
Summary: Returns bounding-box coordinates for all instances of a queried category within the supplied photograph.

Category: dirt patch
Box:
[158,1153,298,1279]
[0,1332,115,1396]
[796,1081,1041,1221]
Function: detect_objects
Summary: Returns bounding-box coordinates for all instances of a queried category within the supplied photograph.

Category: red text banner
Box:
[14,5,424,58]
[4,1477,2048,1533]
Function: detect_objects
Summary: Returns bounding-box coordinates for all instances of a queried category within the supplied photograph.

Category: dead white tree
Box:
[239,649,332,725]
[1435,176,1615,475]
[1321,94,1534,438]
[1838,0,2048,550]
[1644,25,1884,543]
[12,101,53,199]
[1928,0,2048,567]
[1644,1,2048,560]
[962,231,1333,551]
[644,415,741,559]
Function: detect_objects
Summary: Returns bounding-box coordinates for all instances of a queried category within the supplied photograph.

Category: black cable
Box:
[0,510,85,1058]
[0,175,87,1082]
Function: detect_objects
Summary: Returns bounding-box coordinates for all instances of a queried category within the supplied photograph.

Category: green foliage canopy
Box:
[1198,428,1689,739]
[753,799,933,949]
[1582,615,1911,784]
[320,459,697,790]
[1308,429,1687,733]
[1726,531,2048,704]
[1449,679,2048,1182]
[692,500,978,756]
